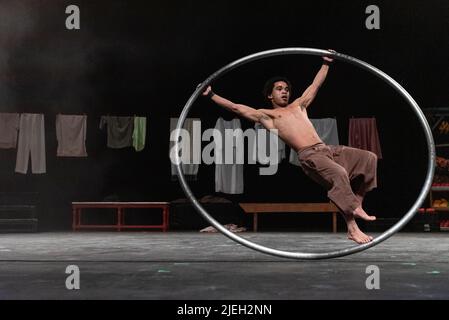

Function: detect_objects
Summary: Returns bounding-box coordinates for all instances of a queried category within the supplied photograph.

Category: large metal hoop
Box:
[174,48,435,260]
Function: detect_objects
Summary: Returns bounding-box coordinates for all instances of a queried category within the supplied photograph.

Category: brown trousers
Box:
[297,143,377,215]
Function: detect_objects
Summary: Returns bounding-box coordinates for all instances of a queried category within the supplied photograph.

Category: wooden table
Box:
[239,203,339,232]
[72,202,169,231]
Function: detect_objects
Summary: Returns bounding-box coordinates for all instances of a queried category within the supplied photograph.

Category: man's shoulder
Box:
[258,108,278,117]
[290,96,307,107]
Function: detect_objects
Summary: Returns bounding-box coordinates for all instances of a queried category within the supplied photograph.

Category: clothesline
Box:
[0,113,148,175]
[170,116,382,194]
[1,112,149,116]
[1,113,382,184]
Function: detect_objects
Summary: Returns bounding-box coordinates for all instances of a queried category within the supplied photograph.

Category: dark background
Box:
[0,0,447,230]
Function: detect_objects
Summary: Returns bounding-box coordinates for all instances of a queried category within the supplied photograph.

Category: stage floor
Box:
[0,231,448,299]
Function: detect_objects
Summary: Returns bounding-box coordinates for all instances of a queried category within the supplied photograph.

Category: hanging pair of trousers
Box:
[15,114,46,174]
[297,143,377,216]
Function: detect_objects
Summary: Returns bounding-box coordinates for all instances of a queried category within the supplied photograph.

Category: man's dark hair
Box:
[262,76,292,103]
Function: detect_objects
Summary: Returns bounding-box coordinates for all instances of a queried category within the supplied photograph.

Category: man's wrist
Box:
[207,90,215,99]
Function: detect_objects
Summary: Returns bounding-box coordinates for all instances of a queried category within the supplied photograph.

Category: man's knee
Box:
[330,166,350,182]
[359,150,377,163]
[366,152,378,172]
[367,151,377,161]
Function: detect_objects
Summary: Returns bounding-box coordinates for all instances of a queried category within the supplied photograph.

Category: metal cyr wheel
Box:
[174,48,435,260]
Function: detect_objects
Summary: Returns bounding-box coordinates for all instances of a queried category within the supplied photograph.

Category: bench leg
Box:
[253,213,258,232]
[332,212,337,233]
[72,207,77,231]
[118,208,122,232]
[163,207,169,232]
[77,209,81,229]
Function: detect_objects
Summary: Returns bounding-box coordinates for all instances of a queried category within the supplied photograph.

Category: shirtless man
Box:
[203,51,378,244]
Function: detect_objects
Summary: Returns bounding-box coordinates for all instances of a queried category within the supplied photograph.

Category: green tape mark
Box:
[426,271,441,274]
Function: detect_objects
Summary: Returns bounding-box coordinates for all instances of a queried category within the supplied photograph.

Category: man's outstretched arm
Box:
[293,50,334,109]
[203,86,272,125]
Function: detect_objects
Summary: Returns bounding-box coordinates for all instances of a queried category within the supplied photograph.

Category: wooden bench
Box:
[72,202,169,231]
[0,192,39,233]
[239,203,339,232]
[0,205,38,233]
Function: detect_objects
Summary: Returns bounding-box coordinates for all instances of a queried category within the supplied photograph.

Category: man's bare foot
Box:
[353,206,376,221]
[347,228,374,244]
[341,210,374,244]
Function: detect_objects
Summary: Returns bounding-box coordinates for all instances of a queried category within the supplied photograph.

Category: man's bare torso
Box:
[258,102,322,152]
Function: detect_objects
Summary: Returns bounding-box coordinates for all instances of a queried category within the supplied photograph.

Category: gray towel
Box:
[0,113,20,149]
[56,114,88,157]
[100,116,134,148]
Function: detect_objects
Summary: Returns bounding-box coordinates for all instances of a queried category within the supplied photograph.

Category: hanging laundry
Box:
[214,118,244,194]
[56,114,88,157]
[0,113,20,149]
[15,113,46,174]
[290,118,340,166]
[348,117,382,159]
[99,116,134,148]
[169,117,201,180]
[133,116,147,152]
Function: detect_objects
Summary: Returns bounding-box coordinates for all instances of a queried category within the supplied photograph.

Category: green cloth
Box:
[132,117,146,151]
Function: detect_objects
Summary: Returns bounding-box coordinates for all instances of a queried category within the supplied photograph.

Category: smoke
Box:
[0,1,37,108]
[0,1,36,44]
